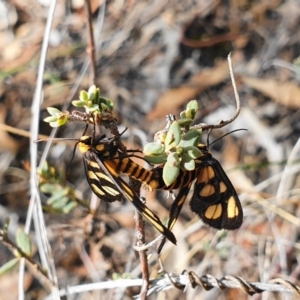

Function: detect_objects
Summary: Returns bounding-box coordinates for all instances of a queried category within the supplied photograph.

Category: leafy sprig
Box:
[44,85,114,128]
[39,162,90,213]
[143,100,202,186]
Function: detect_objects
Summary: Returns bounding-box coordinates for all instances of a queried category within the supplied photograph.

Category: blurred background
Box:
[1,0,300,299]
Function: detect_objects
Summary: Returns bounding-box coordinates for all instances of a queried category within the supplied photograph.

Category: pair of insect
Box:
[77,125,243,250]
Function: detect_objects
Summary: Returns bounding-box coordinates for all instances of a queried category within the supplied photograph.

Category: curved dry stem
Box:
[193,53,241,132]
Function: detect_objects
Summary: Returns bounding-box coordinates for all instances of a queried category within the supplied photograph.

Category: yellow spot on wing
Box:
[200,184,215,197]
[197,168,209,184]
[143,208,164,231]
[170,219,177,229]
[205,204,222,219]
[220,182,227,193]
[227,196,238,218]
[91,183,105,196]
[178,194,187,206]
[197,166,214,184]
[95,172,114,183]
[207,166,215,179]
[89,161,100,169]
[88,171,98,180]
[121,183,134,197]
[103,185,119,196]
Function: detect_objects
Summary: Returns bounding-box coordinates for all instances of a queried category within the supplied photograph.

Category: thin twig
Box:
[84,0,97,84]
[132,182,150,300]
[133,234,165,252]
[193,53,241,131]
[27,0,59,298]
[0,123,49,140]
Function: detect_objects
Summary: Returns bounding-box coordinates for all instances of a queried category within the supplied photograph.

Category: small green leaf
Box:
[163,163,180,186]
[87,104,100,112]
[176,146,183,155]
[50,196,69,209]
[144,153,167,164]
[62,201,77,213]
[47,189,67,204]
[56,116,68,126]
[185,109,194,120]
[99,96,107,104]
[177,118,193,127]
[165,121,181,151]
[186,100,198,119]
[40,161,50,173]
[182,146,202,159]
[72,100,86,107]
[100,103,108,111]
[181,158,195,171]
[179,129,201,147]
[0,258,20,275]
[43,116,57,123]
[89,92,95,101]
[166,152,180,167]
[94,88,100,101]
[16,229,32,257]
[179,111,186,119]
[106,99,114,110]
[186,100,198,111]
[49,122,61,128]
[80,90,88,101]
[144,143,165,155]
[40,183,58,193]
[47,107,61,116]
[88,84,96,96]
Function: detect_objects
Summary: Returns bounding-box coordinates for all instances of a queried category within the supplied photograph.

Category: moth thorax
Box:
[198,144,209,155]
[80,135,92,145]
[78,142,91,153]
[77,136,92,153]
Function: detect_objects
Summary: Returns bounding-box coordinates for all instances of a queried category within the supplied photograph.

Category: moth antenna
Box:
[209,128,248,147]
[82,123,89,136]
[69,141,80,166]
[36,137,79,142]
